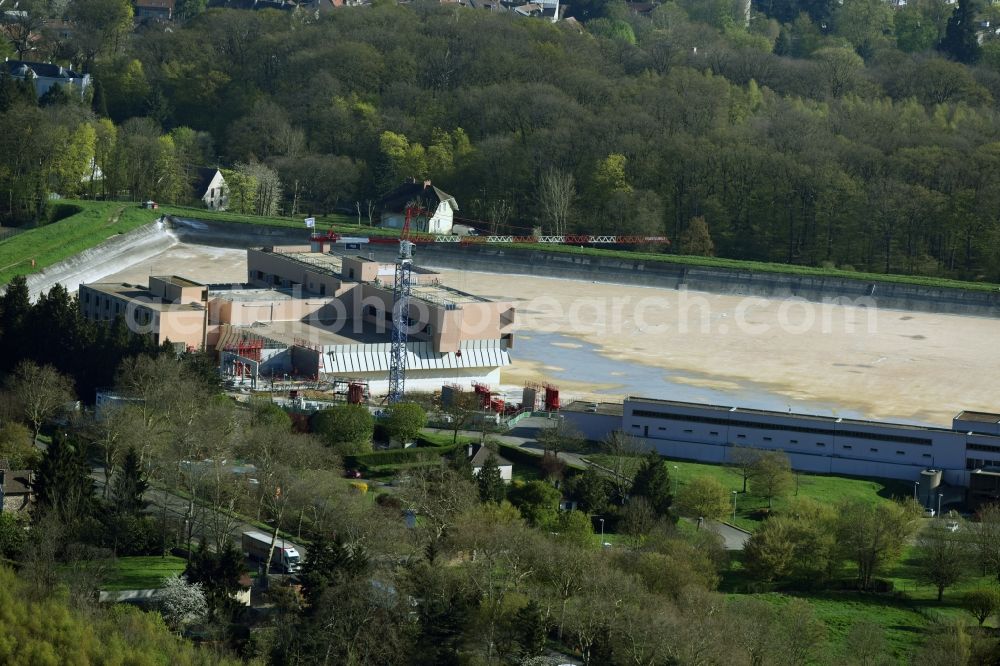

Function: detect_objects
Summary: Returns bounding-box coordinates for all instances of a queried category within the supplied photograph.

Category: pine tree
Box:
[0,276,30,373]
[111,446,148,516]
[35,433,95,522]
[515,600,546,658]
[184,542,247,621]
[299,533,369,610]
[630,451,673,516]
[477,451,506,504]
[939,0,982,64]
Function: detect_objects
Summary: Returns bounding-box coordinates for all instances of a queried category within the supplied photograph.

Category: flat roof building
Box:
[80,245,516,395]
[563,396,1000,489]
[79,276,208,351]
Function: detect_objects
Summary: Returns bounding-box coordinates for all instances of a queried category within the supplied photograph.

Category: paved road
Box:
[90,466,309,566]
[426,415,593,468]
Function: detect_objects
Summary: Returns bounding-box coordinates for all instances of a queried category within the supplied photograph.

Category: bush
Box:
[385,403,427,443]
[312,404,374,450]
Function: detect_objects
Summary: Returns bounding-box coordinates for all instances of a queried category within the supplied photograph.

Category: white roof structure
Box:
[320,339,509,374]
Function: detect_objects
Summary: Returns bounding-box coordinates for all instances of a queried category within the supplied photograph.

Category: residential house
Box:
[378,178,458,235]
[468,444,513,482]
[3,58,91,99]
[0,464,35,514]
[193,167,228,210]
[134,0,174,21]
[506,0,559,21]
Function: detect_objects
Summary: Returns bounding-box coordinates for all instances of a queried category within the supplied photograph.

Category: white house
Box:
[378,178,458,235]
[193,167,228,210]
[469,444,513,483]
[3,59,91,99]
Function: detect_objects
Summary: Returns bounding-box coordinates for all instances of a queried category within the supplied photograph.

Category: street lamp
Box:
[938,493,943,517]
[599,518,605,545]
[913,481,919,502]
[732,490,738,522]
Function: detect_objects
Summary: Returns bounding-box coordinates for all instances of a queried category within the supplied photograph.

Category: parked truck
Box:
[241,530,303,574]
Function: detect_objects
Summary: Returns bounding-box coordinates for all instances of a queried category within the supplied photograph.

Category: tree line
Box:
[6,1,1000,279]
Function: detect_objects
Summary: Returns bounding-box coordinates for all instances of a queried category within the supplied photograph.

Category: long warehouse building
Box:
[564,397,1000,496]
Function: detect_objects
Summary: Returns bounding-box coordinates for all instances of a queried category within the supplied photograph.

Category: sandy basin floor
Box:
[100,244,1000,426]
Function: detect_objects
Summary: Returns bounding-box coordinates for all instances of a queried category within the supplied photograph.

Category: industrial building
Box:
[79,245,515,394]
[563,397,1000,491]
[79,276,209,350]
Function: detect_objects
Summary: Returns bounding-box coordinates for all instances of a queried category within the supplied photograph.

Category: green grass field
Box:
[101,555,187,591]
[586,454,908,531]
[0,201,162,285]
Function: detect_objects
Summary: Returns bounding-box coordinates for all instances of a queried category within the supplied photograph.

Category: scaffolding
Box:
[220,336,265,389]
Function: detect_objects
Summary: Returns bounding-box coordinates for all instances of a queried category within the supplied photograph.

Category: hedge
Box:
[345,441,462,471]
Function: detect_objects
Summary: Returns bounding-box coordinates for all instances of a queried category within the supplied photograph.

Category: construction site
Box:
[41,205,997,424]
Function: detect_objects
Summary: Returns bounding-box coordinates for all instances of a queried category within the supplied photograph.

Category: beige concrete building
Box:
[238,246,515,391]
[79,276,209,351]
[79,246,516,395]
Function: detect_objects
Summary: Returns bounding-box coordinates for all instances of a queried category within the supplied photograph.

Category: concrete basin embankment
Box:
[17,214,1000,318]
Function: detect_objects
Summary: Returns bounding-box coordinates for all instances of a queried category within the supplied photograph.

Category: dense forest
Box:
[4,0,1000,280]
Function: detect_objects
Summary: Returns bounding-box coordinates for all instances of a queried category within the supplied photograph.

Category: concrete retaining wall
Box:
[65,216,998,319]
[23,219,177,300]
[409,245,1000,318]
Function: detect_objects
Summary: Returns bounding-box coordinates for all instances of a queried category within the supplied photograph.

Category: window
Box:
[896,451,905,456]
[923,454,932,458]
[737,434,746,439]
[115,302,120,313]
[710,431,719,436]
[816,443,825,447]
[790,439,798,444]
[763,437,772,442]
[842,445,852,450]
[870,448,878,453]
[658,426,666,431]
[684,429,693,433]
[256,270,264,280]
[84,292,90,303]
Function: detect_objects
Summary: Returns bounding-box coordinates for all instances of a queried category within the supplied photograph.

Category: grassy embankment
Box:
[0,201,162,286]
[4,199,1000,294]
[585,453,908,532]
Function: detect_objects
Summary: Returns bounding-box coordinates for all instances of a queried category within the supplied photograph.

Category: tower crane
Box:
[311,206,670,404]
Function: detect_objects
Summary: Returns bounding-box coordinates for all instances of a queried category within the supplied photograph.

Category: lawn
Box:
[101,555,187,591]
[0,201,161,285]
[749,591,932,662]
[885,543,997,625]
[158,203,357,231]
[586,453,908,531]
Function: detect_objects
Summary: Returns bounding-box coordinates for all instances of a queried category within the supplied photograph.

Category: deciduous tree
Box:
[7,361,75,444]
[964,587,1000,626]
[916,521,969,601]
[750,450,793,509]
[675,476,730,524]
